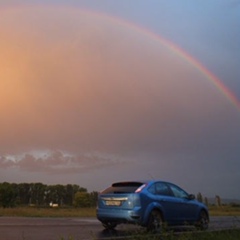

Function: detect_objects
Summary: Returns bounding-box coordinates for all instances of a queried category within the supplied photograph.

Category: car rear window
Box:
[101,182,144,194]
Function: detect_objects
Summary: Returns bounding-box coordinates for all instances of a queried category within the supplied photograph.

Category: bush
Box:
[73,192,91,207]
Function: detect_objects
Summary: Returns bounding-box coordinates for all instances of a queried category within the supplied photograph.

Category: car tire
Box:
[102,222,117,230]
[195,210,209,230]
[147,209,163,233]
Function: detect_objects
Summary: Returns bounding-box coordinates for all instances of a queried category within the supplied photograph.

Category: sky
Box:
[0,0,240,199]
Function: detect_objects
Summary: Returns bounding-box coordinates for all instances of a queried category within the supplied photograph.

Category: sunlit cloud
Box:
[0,150,124,173]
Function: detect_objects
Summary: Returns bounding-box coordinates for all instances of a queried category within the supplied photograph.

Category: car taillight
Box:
[135,183,147,193]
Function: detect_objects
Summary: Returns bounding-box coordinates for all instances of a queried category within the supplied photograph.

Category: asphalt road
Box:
[0,216,239,240]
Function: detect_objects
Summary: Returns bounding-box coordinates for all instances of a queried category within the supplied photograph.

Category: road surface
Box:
[0,216,239,240]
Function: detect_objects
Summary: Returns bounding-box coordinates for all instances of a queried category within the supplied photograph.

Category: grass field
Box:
[0,207,96,218]
[209,205,240,216]
[1,205,240,218]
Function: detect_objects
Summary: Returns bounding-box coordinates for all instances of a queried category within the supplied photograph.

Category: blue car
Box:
[96,180,209,232]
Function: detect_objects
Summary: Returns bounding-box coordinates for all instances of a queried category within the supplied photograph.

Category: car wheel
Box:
[102,222,117,230]
[195,210,209,230]
[147,209,163,233]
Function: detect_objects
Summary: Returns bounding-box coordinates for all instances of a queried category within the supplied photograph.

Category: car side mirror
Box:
[188,194,195,200]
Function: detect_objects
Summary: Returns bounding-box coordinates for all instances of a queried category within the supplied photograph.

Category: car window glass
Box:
[156,182,171,196]
[101,182,144,194]
[148,182,172,196]
[148,184,156,194]
[168,184,188,198]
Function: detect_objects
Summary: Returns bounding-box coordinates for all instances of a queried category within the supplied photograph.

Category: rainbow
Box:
[103,15,240,111]
[149,34,240,111]
[1,2,239,111]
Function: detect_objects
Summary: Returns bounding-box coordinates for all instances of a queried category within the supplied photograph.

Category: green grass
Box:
[209,205,240,216]
[0,206,96,217]
[1,205,240,218]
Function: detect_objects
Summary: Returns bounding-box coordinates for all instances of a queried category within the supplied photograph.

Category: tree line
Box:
[0,182,98,208]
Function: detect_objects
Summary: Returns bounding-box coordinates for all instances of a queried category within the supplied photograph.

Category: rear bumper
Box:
[96,207,142,224]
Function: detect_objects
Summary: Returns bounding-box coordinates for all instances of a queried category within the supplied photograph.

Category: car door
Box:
[167,183,198,223]
[148,182,179,222]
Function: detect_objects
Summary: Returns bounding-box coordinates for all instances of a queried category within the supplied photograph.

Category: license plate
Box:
[105,200,121,206]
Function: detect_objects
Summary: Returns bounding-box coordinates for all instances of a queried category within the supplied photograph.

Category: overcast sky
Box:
[0,0,240,199]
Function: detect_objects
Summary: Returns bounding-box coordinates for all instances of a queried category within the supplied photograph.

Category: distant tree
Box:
[215,195,221,207]
[55,184,66,205]
[89,191,98,207]
[197,192,203,203]
[28,182,47,205]
[34,183,46,205]
[0,182,91,207]
[46,185,65,205]
[63,184,74,206]
[73,192,91,207]
[44,185,53,205]
[18,183,31,205]
[0,182,18,208]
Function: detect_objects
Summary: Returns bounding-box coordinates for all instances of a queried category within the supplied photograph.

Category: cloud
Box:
[0,150,125,174]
